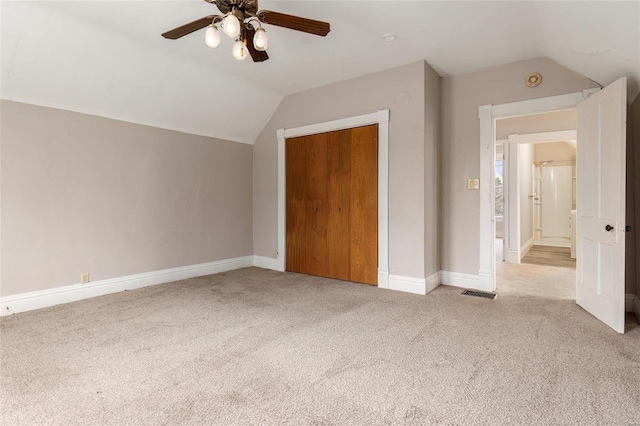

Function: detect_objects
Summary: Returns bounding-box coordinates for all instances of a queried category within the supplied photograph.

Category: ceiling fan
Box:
[161,0,331,62]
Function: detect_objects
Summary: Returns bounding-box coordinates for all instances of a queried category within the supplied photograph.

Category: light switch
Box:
[468,179,480,190]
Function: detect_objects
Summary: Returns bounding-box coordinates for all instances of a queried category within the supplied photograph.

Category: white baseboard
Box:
[625,294,635,313]
[253,255,285,272]
[388,272,440,295]
[388,275,426,295]
[5,255,625,317]
[534,240,571,248]
[425,271,440,294]
[440,271,481,290]
[506,249,520,264]
[478,270,493,292]
[520,236,535,257]
[378,269,390,290]
[0,256,254,316]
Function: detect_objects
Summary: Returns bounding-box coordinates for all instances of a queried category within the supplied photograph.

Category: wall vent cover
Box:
[461,290,497,300]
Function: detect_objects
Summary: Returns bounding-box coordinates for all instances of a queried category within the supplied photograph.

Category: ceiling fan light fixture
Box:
[161,0,331,63]
[205,24,221,48]
[222,13,241,38]
[232,39,248,60]
[253,27,268,51]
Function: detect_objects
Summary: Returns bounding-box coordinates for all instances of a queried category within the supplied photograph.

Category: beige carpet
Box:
[1,267,639,425]
[497,245,577,301]
[521,245,576,269]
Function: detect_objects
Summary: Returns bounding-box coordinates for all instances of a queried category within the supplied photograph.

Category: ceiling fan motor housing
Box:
[213,0,258,17]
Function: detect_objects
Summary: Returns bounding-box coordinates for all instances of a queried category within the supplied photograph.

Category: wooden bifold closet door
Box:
[286,125,378,285]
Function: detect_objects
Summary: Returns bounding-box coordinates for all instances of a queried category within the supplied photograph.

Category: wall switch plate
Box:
[271,250,278,259]
[468,179,480,190]
[80,273,90,284]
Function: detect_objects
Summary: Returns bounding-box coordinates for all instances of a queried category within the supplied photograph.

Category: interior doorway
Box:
[493,110,578,299]
[478,89,599,293]
[480,78,629,334]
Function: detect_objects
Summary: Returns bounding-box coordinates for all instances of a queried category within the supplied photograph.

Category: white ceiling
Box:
[2,1,639,144]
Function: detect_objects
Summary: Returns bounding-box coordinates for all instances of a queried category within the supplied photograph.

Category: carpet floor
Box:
[1,267,639,425]
[496,243,577,301]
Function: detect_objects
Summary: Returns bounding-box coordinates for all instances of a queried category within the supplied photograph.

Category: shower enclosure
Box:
[532,163,576,246]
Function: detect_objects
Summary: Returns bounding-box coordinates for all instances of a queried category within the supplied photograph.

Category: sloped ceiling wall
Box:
[2,1,639,144]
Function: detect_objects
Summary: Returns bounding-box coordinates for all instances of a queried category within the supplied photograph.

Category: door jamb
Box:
[503,135,521,264]
[277,110,390,288]
[499,130,578,265]
[478,90,599,292]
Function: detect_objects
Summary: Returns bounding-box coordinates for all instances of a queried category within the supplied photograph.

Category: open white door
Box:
[576,77,627,333]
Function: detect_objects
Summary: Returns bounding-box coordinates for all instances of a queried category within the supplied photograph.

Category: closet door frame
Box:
[277,110,390,289]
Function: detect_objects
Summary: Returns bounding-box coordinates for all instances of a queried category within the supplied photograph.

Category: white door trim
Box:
[504,135,521,264]
[502,129,578,264]
[496,130,577,146]
[517,130,577,144]
[277,110,390,288]
[479,89,599,291]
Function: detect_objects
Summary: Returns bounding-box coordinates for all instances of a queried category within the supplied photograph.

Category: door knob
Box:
[605,224,614,232]
[625,225,632,232]
[314,207,318,212]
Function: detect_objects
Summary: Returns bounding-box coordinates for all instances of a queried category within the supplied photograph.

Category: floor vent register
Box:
[461,290,497,300]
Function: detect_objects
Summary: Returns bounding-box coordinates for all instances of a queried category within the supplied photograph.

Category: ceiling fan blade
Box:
[257,10,330,36]
[242,26,269,62]
[162,16,216,40]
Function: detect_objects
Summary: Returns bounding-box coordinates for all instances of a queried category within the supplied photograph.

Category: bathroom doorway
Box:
[493,109,577,299]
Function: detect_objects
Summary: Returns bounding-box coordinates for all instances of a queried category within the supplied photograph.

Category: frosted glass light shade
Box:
[223,14,241,38]
[232,40,248,60]
[205,25,221,48]
[253,28,268,51]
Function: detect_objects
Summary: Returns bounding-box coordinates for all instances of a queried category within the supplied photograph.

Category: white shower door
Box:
[541,166,573,238]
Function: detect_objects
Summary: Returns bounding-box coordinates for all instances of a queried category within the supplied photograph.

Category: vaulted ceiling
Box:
[2,1,639,144]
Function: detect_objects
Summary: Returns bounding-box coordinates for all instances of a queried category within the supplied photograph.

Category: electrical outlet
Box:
[80,273,90,284]
[271,250,278,259]
[467,178,480,190]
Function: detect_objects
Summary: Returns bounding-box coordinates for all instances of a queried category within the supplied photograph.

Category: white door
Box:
[576,77,627,333]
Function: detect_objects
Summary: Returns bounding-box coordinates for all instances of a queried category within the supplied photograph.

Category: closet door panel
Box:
[285,136,307,273]
[350,125,378,285]
[327,129,351,281]
[305,133,329,277]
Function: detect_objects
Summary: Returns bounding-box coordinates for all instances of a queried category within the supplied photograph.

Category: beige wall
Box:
[441,58,600,275]
[0,100,253,297]
[424,62,442,277]
[253,61,431,279]
[496,110,576,140]
[535,141,576,164]
[519,144,535,247]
